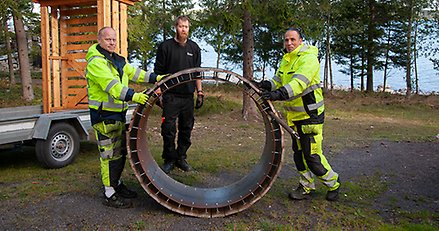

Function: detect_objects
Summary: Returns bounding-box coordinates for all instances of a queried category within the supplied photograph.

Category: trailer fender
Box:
[32,114,89,141]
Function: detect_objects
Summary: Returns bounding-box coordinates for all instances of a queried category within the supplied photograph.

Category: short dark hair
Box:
[286,27,303,39]
[174,15,191,27]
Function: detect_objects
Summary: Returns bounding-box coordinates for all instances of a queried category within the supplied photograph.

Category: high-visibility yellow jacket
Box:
[268,44,324,125]
[86,44,154,113]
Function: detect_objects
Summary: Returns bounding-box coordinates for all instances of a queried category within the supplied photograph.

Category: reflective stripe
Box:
[88,56,105,64]
[288,84,321,101]
[98,138,113,146]
[99,149,114,159]
[293,74,310,85]
[320,169,339,189]
[299,170,316,191]
[308,100,324,110]
[132,68,141,82]
[301,171,314,182]
[285,100,324,112]
[105,79,119,93]
[284,84,294,98]
[299,45,309,53]
[119,86,129,100]
[273,75,281,83]
[144,70,153,83]
[89,99,126,111]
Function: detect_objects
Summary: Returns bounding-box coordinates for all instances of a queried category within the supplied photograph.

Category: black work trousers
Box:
[161,93,194,162]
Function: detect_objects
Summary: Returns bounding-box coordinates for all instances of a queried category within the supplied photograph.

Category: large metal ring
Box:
[127,67,284,218]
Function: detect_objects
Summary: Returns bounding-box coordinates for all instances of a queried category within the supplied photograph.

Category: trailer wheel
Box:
[36,122,80,168]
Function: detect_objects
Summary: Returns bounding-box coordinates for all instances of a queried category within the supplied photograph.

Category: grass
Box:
[1,80,439,230]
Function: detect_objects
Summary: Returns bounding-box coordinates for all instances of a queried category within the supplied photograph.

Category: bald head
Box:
[97,27,117,53]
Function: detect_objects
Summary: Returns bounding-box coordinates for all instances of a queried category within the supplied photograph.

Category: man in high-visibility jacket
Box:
[257,28,340,201]
[86,27,162,208]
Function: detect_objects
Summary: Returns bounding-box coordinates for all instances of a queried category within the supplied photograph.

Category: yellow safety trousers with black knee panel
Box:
[269,44,339,192]
[93,121,126,187]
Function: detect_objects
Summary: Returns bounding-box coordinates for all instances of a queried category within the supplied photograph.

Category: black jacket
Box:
[154,38,201,96]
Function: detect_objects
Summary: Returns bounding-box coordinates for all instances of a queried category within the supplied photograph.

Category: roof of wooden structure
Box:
[33,0,140,7]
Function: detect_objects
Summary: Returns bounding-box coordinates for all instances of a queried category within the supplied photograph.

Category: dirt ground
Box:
[1,140,438,230]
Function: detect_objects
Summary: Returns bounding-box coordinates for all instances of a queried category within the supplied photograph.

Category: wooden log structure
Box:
[33,0,139,113]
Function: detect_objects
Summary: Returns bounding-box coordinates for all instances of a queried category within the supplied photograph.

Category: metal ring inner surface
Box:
[127,67,284,218]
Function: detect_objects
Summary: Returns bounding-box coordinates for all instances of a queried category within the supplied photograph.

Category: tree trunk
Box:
[241,7,258,121]
[13,11,34,101]
[4,18,15,86]
[405,0,413,97]
[383,26,391,93]
[366,0,375,93]
[413,21,418,94]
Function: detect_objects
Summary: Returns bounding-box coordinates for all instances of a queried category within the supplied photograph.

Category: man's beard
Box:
[177,32,188,41]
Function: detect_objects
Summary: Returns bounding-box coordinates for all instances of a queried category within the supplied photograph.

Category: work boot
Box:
[288,185,314,200]
[161,160,175,174]
[326,180,341,201]
[176,159,192,172]
[103,193,132,209]
[115,183,137,198]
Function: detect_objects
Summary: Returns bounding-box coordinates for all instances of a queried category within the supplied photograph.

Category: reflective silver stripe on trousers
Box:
[132,68,142,82]
[299,171,316,189]
[100,149,114,159]
[285,100,324,112]
[98,138,113,146]
[320,169,338,188]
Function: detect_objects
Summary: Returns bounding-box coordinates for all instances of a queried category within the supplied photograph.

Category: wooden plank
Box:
[97,0,104,29]
[67,92,88,107]
[51,7,61,108]
[66,79,88,86]
[36,0,95,7]
[60,9,68,109]
[66,43,94,51]
[97,0,111,29]
[67,59,86,78]
[60,7,97,17]
[64,15,97,25]
[104,0,111,27]
[64,34,97,43]
[67,88,87,95]
[112,0,120,53]
[66,25,97,34]
[120,3,128,58]
[41,6,51,113]
[66,52,87,60]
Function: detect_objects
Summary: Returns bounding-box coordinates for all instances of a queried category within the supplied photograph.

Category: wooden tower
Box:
[33,0,139,113]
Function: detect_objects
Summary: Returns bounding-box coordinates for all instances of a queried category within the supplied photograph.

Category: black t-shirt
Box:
[154,38,201,96]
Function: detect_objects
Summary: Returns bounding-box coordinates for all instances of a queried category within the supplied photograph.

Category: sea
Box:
[198,41,439,94]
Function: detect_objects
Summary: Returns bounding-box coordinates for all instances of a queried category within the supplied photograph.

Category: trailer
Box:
[0,105,89,168]
[0,105,134,168]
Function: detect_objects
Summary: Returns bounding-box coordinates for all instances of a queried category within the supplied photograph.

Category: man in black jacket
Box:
[154,15,203,174]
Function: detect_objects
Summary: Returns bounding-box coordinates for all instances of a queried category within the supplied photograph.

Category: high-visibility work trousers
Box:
[93,120,126,188]
[161,93,194,162]
[291,123,340,193]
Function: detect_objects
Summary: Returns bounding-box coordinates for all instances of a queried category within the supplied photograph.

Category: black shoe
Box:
[176,159,192,172]
[115,183,137,198]
[103,193,132,209]
[161,160,175,174]
[288,185,314,200]
[326,182,341,201]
